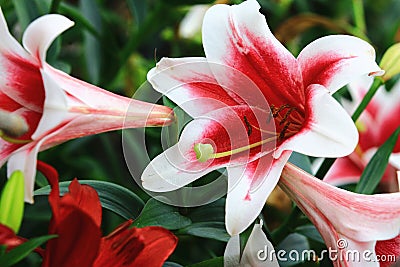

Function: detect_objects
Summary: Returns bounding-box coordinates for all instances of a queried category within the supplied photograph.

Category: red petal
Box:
[36,161,60,220]
[37,165,103,267]
[3,53,44,113]
[94,220,177,267]
[377,103,400,153]
[0,224,45,256]
[0,91,22,112]
[64,178,102,228]
[0,223,24,250]
[323,155,363,185]
[42,208,101,267]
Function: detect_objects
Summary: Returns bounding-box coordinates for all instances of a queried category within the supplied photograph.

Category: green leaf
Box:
[34,180,144,219]
[126,0,147,26]
[13,0,39,31]
[80,0,102,84]
[0,170,24,233]
[58,2,100,37]
[277,233,309,266]
[178,222,230,242]
[0,235,56,267]
[288,152,312,174]
[295,225,324,244]
[132,198,191,230]
[187,257,224,267]
[187,199,225,223]
[0,245,6,256]
[356,126,400,194]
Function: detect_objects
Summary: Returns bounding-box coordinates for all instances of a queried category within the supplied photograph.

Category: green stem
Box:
[315,78,383,179]
[50,0,62,13]
[352,0,366,34]
[351,78,383,121]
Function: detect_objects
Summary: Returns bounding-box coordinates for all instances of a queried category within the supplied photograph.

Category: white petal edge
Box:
[7,121,74,203]
[0,8,30,57]
[224,234,240,267]
[241,223,280,267]
[225,151,291,236]
[298,35,384,94]
[141,142,220,192]
[274,84,358,159]
[7,144,38,203]
[22,14,74,63]
[147,57,234,118]
[31,70,69,140]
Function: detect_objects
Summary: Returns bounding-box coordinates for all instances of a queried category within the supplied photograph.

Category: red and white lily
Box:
[279,163,400,267]
[142,0,383,235]
[324,78,400,191]
[0,10,174,203]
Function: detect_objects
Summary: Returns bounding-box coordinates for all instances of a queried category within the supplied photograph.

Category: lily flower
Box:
[142,0,383,235]
[224,221,279,267]
[0,10,174,203]
[324,78,400,191]
[0,161,177,267]
[279,163,400,267]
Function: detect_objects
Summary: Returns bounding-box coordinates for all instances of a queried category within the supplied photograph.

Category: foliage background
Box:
[0,0,399,266]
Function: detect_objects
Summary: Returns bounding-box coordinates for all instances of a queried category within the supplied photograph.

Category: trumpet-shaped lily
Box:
[324,78,400,190]
[279,163,400,267]
[0,10,174,203]
[35,161,177,267]
[142,0,383,235]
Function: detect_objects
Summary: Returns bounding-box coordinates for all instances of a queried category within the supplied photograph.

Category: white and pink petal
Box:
[22,14,74,64]
[280,163,400,242]
[225,151,291,236]
[298,35,384,94]
[142,104,274,192]
[202,0,304,107]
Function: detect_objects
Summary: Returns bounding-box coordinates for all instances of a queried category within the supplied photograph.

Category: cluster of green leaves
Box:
[0,0,399,266]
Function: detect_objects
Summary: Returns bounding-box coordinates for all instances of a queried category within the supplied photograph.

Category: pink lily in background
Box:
[0,10,174,203]
[279,163,400,267]
[324,78,400,191]
[142,0,383,235]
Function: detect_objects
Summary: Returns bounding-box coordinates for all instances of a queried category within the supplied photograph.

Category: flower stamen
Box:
[194,135,278,162]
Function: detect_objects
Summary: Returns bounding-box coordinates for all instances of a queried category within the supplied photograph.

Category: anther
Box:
[279,107,297,126]
[243,116,252,136]
[279,121,291,141]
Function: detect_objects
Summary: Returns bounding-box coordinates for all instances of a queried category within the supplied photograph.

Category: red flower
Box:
[0,161,178,267]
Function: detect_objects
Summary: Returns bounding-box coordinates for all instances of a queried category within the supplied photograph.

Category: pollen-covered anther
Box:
[269,104,304,141]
